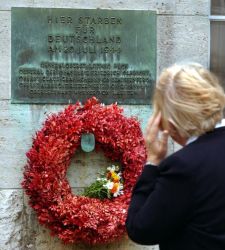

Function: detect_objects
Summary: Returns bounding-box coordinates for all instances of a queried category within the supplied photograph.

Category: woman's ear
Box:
[168,121,187,146]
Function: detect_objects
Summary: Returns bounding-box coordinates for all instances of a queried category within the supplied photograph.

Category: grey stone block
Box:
[0,11,10,99]
[157,15,209,73]
[0,189,23,250]
[0,0,33,10]
[0,0,208,15]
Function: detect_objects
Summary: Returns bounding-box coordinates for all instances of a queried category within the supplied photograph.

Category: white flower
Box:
[113,189,123,197]
[103,181,114,190]
[107,165,115,172]
[107,165,120,173]
[97,177,107,181]
[113,183,124,197]
[115,165,120,171]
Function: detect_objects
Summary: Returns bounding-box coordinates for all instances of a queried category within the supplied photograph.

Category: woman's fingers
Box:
[145,113,168,165]
[159,130,169,152]
[146,116,154,135]
[146,113,161,143]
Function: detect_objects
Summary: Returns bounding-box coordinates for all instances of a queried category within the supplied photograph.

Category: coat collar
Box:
[186,119,225,145]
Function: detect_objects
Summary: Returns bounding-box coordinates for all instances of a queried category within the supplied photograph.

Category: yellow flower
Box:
[111,171,120,182]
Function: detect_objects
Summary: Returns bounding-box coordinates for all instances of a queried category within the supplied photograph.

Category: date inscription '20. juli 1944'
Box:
[11,8,156,104]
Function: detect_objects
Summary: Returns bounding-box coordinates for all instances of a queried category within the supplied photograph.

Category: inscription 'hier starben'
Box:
[47,16,122,25]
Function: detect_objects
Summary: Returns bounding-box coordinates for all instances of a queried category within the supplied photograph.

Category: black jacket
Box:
[126,127,225,250]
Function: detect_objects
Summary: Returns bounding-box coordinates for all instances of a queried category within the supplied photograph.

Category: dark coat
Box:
[126,127,225,250]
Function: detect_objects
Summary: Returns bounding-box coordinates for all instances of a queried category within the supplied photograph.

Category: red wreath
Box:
[22,97,146,245]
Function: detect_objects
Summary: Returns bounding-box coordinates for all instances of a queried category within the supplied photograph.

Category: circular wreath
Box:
[22,97,146,245]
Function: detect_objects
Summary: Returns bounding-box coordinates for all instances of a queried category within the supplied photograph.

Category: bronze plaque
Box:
[11,8,156,104]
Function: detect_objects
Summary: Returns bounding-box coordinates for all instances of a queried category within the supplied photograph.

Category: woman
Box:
[126,63,225,250]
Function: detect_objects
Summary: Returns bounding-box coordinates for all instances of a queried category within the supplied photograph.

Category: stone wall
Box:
[0,1,209,249]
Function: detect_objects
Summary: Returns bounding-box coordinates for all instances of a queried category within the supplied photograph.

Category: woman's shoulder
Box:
[159,127,225,175]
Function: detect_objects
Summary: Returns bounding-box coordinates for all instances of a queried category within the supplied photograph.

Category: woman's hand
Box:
[145,113,169,165]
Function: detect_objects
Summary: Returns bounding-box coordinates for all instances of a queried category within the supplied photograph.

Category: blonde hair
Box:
[153,63,225,138]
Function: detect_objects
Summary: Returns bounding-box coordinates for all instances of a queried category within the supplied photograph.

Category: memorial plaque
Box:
[11,8,156,104]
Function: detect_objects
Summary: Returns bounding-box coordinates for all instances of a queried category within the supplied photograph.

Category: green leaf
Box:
[82,180,110,200]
